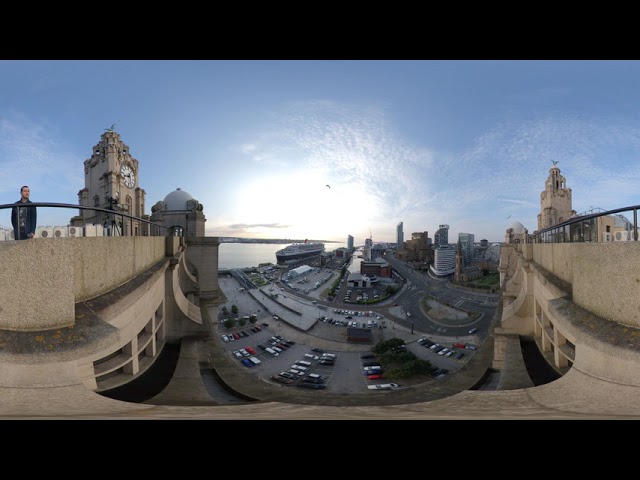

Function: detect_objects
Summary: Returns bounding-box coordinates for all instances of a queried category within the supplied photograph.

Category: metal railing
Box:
[0,202,170,239]
[530,205,639,243]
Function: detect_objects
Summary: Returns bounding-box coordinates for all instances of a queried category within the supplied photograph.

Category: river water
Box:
[218,241,349,270]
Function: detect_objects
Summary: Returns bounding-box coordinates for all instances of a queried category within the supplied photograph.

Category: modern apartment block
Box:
[434,224,449,248]
[430,244,455,276]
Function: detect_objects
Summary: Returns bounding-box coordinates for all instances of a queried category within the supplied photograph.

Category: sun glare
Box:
[232,171,375,240]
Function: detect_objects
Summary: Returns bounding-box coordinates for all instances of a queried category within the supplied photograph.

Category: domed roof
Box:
[163,188,194,211]
[508,221,526,234]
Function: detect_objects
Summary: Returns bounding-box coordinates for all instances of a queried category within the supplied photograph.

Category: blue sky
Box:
[0,60,639,244]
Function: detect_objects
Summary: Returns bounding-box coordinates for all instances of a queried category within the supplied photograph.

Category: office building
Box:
[396,222,404,249]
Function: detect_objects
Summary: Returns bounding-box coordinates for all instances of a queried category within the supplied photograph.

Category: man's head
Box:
[20,185,30,201]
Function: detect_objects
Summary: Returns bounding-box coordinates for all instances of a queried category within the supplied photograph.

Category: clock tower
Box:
[537,163,576,231]
[71,128,147,235]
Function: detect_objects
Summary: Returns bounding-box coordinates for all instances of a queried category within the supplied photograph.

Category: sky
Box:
[1,60,639,244]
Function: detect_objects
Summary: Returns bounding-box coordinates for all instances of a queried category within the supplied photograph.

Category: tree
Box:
[238,317,246,327]
[223,318,235,329]
[221,306,228,317]
[231,305,239,315]
[249,314,258,325]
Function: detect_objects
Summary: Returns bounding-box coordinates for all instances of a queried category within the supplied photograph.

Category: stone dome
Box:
[163,188,194,211]
[508,221,526,234]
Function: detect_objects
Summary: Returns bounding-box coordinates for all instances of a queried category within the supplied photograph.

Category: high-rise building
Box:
[347,235,354,251]
[434,224,449,248]
[364,237,373,260]
[458,232,475,265]
[396,222,404,249]
[430,244,455,276]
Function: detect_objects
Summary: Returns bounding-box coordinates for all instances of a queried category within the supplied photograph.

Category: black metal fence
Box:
[0,202,170,239]
[530,205,639,243]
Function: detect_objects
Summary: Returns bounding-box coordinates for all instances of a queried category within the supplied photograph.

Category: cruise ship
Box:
[276,241,325,264]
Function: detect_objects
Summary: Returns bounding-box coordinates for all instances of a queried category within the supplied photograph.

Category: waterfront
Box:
[218,241,348,270]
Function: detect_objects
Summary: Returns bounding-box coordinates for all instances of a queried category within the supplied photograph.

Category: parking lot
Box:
[215,274,479,394]
[220,324,383,394]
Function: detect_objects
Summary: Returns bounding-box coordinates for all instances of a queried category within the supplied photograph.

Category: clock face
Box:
[121,164,136,188]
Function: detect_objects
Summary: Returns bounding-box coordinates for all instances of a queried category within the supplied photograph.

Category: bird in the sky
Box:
[507,215,512,219]
[326,184,330,189]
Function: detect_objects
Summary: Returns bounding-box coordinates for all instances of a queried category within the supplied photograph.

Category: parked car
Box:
[360,353,376,359]
[367,383,400,390]
[232,350,243,359]
[465,343,479,350]
[245,346,257,355]
[367,374,383,380]
[297,383,327,390]
[311,347,324,353]
[318,359,334,366]
[271,374,294,385]
[302,377,324,384]
[241,359,253,367]
[221,334,230,342]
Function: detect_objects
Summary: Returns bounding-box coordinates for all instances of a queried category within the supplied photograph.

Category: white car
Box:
[232,350,243,359]
[367,383,400,390]
[221,335,230,342]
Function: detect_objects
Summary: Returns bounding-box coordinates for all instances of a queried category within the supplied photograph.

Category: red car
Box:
[245,346,257,355]
[452,343,465,349]
[368,374,383,380]
[232,333,241,340]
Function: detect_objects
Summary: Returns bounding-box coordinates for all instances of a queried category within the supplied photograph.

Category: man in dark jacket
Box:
[11,185,37,240]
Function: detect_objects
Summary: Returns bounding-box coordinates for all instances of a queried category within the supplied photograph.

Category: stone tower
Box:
[71,128,147,235]
[537,163,576,231]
